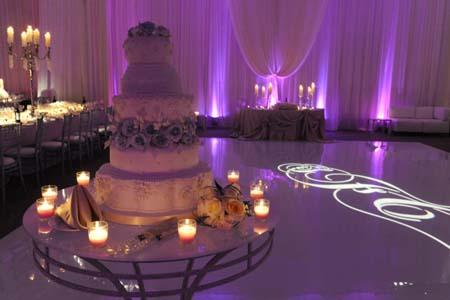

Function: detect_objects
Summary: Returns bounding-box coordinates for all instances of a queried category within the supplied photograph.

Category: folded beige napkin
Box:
[56,185,103,230]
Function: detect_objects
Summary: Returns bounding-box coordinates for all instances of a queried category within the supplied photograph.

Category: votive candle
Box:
[178,219,197,244]
[227,170,240,184]
[88,221,108,247]
[76,171,90,186]
[250,184,264,200]
[254,199,270,220]
[36,198,55,219]
[41,185,58,202]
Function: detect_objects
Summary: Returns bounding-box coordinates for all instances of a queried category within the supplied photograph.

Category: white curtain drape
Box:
[37,0,108,102]
[228,0,328,102]
[1,0,449,130]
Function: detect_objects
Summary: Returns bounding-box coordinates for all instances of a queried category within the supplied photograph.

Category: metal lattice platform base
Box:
[32,230,275,300]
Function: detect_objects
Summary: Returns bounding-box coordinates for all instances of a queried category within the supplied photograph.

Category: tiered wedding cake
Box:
[95,22,212,225]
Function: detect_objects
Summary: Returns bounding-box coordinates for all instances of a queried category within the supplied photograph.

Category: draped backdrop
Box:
[1,0,449,130]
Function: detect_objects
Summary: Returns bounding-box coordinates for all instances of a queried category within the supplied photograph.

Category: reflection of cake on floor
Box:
[95,22,212,225]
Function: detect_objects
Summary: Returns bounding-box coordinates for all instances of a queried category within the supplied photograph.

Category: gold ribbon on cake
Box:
[56,185,104,230]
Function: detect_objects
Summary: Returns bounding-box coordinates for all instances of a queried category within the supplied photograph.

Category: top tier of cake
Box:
[121,22,181,96]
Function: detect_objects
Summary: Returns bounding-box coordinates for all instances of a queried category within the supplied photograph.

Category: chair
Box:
[69,112,91,162]
[42,114,72,174]
[0,124,26,206]
[88,109,104,155]
[5,116,44,185]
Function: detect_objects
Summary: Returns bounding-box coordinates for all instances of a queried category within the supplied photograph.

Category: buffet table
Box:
[232,108,325,141]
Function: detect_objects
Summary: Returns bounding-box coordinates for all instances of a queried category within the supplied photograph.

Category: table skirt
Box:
[232,109,325,141]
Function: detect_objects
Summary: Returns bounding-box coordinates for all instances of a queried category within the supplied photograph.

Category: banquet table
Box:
[232,108,325,141]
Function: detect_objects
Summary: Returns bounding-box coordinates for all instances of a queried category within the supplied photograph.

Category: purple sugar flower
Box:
[120,118,138,137]
[130,133,148,151]
[114,134,128,151]
[151,133,170,148]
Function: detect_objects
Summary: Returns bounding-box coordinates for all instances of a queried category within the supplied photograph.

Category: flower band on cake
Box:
[109,117,198,151]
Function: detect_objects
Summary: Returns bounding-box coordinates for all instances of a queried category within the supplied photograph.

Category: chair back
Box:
[0,124,21,164]
[79,111,90,137]
[61,114,72,143]
[90,109,104,132]
[34,116,44,151]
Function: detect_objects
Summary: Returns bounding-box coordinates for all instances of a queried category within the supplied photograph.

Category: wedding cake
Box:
[95,22,212,225]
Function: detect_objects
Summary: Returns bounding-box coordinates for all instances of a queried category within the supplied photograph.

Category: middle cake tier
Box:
[111,94,198,173]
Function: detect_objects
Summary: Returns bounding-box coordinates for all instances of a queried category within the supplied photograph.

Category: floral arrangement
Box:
[194,181,253,230]
[128,22,170,38]
[108,116,198,150]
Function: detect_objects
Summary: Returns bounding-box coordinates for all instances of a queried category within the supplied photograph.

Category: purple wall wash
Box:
[1,0,447,130]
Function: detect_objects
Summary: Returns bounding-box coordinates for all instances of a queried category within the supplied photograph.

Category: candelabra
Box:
[6,25,52,106]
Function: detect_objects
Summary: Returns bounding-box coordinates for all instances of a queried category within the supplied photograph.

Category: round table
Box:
[23,187,277,300]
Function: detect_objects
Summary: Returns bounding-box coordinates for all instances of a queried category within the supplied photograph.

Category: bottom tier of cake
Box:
[94,162,213,225]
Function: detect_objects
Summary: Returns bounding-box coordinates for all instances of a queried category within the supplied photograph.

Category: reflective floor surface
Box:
[1,139,449,299]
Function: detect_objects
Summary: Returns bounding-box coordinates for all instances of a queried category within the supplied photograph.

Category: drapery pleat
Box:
[0,0,449,130]
[37,0,108,102]
[228,0,328,78]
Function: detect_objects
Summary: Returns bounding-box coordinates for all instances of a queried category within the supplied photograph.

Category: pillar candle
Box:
[44,32,51,48]
[21,31,27,47]
[261,86,266,98]
[7,26,14,44]
[26,25,33,43]
[299,84,303,96]
[254,84,259,97]
[33,29,40,45]
[268,83,273,96]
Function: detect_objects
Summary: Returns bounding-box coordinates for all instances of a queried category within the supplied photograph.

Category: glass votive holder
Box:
[254,199,270,220]
[41,185,58,202]
[250,183,265,200]
[253,220,269,235]
[87,221,108,247]
[227,170,240,184]
[178,219,197,244]
[38,220,53,235]
[76,171,90,186]
[36,197,56,219]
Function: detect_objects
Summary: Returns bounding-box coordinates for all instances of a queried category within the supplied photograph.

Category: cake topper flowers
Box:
[128,22,171,38]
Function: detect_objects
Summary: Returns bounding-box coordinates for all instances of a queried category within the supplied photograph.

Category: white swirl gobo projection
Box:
[278,163,450,250]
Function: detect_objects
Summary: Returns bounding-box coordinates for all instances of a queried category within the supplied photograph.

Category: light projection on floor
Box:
[278,163,450,250]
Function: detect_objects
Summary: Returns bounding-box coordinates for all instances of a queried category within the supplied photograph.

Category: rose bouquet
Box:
[194,181,253,229]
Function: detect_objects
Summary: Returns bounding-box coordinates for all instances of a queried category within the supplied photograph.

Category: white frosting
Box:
[95,163,213,217]
[121,63,182,95]
[94,29,212,224]
[124,36,172,65]
[110,144,199,173]
[113,95,194,122]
